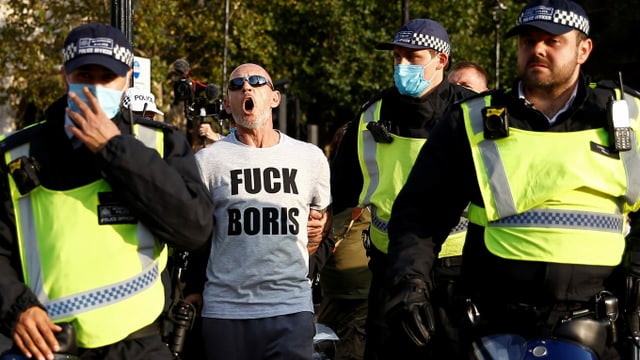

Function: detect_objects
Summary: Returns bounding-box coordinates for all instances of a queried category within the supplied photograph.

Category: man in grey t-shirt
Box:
[194,63,331,360]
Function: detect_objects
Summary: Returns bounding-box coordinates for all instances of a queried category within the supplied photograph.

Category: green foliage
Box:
[0,0,111,126]
[1,0,639,146]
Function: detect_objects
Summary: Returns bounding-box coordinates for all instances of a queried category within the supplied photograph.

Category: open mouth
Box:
[243,97,255,114]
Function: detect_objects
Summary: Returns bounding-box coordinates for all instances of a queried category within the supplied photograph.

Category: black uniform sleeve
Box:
[386,106,475,288]
[330,120,363,215]
[308,211,337,281]
[97,126,214,251]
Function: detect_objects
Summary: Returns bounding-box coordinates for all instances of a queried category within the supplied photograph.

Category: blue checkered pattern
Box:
[371,207,388,232]
[46,264,158,318]
[516,5,590,36]
[489,211,623,231]
[62,42,77,64]
[372,208,468,235]
[62,41,133,68]
[553,9,589,35]
[405,33,451,55]
[450,218,469,234]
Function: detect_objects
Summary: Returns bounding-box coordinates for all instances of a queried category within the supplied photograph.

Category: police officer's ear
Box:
[576,34,593,65]
[435,52,449,71]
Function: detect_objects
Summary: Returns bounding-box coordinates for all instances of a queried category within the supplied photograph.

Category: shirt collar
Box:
[517,81,578,125]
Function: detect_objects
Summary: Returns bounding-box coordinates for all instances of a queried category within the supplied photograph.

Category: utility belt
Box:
[465,291,619,359]
[126,320,162,340]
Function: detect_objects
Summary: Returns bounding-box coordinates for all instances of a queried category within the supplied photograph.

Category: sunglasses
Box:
[228,75,274,91]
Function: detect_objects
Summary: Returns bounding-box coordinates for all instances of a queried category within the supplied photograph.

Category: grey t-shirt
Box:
[195,131,331,319]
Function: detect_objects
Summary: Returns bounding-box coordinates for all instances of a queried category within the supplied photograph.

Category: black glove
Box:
[384,277,435,347]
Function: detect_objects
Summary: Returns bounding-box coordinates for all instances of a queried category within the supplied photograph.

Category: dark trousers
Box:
[364,247,430,360]
[79,335,172,360]
[201,312,315,360]
[316,297,368,360]
[365,247,464,360]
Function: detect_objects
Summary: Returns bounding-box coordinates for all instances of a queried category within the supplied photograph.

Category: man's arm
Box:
[384,108,474,346]
[387,108,472,286]
[67,90,213,251]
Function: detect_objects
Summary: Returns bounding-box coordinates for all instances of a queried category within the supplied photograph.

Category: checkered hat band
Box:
[122,95,131,108]
[62,41,134,68]
[552,9,589,35]
[517,8,589,35]
[395,33,451,54]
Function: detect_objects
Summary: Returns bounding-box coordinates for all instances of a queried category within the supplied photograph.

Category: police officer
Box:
[0,23,213,359]
[330,18,474,359]
[385,1,640,359]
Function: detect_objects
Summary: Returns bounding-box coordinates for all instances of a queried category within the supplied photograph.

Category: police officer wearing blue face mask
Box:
[0,23,213,360]
[329,18,475,360]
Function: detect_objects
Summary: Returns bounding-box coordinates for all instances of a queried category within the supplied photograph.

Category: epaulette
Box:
[592,80,640,99]
[358,87,395,114]
[0,121,47,155]
[454,88,506,105]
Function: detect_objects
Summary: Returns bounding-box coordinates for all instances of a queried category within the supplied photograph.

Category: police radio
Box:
[366,121,393,143]
[608,72,632,152]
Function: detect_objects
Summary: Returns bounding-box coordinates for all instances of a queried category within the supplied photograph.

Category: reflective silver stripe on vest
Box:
[133,124,162,265]
[8,144,47,301]
[47,261,159,318]
[8,126,162,319]
[136,124,158,151]
[488,208,623,233]
[622,132,640,204]
[466,96,640,218]
[466,97,518,217]
[360,102,381,207]
[479,140,517,217]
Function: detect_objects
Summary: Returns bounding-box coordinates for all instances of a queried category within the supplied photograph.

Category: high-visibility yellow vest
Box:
[3,124,168,348]
[357,100,467,255]
[462,91,640,266]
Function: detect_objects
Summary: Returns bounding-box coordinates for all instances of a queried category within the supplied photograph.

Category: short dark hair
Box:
[449,61,488,84]
[450,61,487,77]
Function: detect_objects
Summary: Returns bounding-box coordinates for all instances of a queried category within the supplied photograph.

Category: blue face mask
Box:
[394,58,439,98]
[67,83,125,119]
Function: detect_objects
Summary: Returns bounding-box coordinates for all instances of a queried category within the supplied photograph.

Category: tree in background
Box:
[0,0,638,149]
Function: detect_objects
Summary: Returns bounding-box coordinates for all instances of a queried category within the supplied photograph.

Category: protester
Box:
[195,63,331,360]
[0,23,213,360]
[385,1,640,359]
